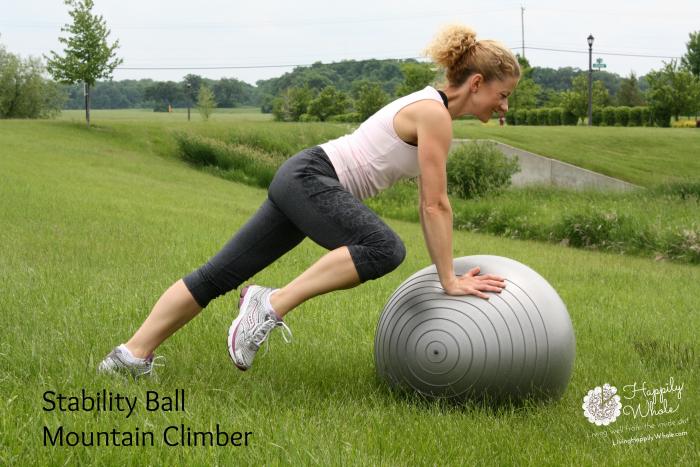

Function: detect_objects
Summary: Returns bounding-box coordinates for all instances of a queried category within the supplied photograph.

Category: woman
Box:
[99,24,520,377]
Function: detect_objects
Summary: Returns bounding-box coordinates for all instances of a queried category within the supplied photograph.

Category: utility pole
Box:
[521,5,526,58]
[587,34,594,126]
[187,82,191,121]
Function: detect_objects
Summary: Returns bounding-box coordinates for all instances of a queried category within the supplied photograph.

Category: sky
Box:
[1,0,698,86]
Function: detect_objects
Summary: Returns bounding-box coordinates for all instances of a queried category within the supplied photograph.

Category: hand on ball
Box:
[443,266,506,299]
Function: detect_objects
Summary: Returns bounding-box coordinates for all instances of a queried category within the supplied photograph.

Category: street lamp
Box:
[587,34,594,126]
[186,82,191,121]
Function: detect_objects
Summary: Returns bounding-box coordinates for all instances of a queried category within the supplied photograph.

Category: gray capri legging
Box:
[182,146,406,308]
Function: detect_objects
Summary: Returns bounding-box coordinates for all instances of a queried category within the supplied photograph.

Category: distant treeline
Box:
[60,58,644,112]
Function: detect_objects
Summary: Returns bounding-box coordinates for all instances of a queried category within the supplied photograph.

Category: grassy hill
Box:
[1,116,697,464]
[453,121,700,187]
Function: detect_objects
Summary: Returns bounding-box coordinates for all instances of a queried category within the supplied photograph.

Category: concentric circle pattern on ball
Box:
[374,255,575,401]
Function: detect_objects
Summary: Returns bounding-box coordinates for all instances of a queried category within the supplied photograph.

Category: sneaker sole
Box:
[227,285,254,371]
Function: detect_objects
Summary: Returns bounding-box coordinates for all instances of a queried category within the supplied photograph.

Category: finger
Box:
[477,284,504,293]
[479,274,505,282]
[466,266,480,277]
[480,279,506,288]
[470,289,490,300]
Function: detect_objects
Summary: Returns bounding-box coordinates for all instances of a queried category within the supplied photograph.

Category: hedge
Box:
[505,106,655,127]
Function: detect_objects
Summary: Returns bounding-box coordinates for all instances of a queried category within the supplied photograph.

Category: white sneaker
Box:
[228,285,292,371]
[98,344,162,379]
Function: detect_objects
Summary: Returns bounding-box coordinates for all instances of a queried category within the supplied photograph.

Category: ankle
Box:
[123,342,152,360]
[268,290,289,319]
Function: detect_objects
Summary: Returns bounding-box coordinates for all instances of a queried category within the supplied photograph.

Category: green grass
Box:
[1,118,698,465]
[59,107,274,122]
[453,121,700,187]
[169,124,699,264]
[366,181,700,264]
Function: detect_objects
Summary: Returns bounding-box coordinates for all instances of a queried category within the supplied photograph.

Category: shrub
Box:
[547,108,562,125]
[615,106,631,126]
[446,141,520,199]
[554,210,639,251]
[327,112,360,123]
[651,107,672,127]
[640,107,651,126]
[629,107,643,127]
[601,106,615,126]
[174,132,282,188]
[526,109,539,126]
[671,119,698,128]
[299,113,320,122]
[651,181,700,200]
[537,108,549,125]
[591,107,603,126]
[505,110,516,125]
[562,109,578,125]
[515,109,528,125]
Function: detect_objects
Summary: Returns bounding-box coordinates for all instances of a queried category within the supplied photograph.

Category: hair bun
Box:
[423,24,478,70]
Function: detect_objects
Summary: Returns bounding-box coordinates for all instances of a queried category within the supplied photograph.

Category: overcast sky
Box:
[2,0,698,85]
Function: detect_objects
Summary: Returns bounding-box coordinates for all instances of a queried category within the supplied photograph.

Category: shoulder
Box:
[414,99,451,128]
[414,100,452,146]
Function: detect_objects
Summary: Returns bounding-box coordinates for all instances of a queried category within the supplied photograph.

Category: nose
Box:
[500,99,509,113]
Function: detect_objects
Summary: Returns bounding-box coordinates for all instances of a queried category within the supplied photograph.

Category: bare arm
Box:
[416,102,506,298]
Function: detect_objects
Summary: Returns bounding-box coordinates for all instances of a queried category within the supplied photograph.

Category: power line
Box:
[115,45,681,71]
[523,46,680,60]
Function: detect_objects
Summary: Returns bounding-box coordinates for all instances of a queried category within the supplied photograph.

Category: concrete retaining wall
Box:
[452,139,641,192]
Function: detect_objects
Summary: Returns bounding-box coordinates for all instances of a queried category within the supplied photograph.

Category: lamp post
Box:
[186,82,191,121]
[587,34,594,126]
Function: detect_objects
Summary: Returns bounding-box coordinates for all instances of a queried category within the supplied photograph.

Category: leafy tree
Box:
[396,62,435,96]
[307,86,350,121]
[144,81,182,111]
[646,60,700,125]
[564,74,610,123]
[0,43,65,118]
[617,72,645,106]
[197,85,216,121]
[272,86,314,121]
[510,55,540,110]
[352,80,388,121]
[45,0,122,127]
[681,31,700,77]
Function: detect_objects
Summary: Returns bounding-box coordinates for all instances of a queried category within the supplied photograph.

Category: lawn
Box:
[453,121,700,187]
[0,117,697,465]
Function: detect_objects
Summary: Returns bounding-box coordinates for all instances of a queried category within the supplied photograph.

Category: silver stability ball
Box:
[374,255,575,402]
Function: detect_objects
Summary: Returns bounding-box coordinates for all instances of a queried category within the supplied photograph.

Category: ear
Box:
[469,73,484,93]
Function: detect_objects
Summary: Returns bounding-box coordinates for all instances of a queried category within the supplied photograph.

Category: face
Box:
[468,75,519,123]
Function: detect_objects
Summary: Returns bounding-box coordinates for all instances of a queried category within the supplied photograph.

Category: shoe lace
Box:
[251,316,292,353]
[136,355,166,378]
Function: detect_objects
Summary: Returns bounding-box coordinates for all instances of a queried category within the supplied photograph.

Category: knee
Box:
[368,231,406,276]
[384,235,406,272]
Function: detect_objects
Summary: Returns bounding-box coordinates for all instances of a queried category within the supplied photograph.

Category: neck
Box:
[440,84,474,120]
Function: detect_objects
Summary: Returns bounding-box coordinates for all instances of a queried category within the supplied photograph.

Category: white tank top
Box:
[320,86,446,200]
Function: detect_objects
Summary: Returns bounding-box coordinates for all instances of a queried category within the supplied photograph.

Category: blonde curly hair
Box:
[423,24,520,85]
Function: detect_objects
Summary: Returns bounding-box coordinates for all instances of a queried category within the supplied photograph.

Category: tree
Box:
[352,80,388,121]
[272,86,313,121]
[510,56,540,110]
[0,42,65,118]
[617,72,645,106]
[564,74,611,123]
[307,86,350,121]
[646,60,700,125]
[396,63,435,96]
[45,0,122,127]
[144,81,182,112]
[681,31,700,77]
[197,85,216,121]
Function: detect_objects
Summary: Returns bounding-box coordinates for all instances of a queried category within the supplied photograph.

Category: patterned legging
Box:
[183,146,406,308]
